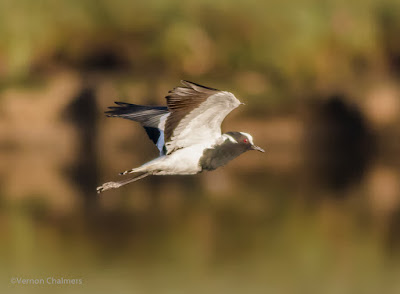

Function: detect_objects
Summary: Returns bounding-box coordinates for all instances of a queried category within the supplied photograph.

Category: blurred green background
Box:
[1,0,400,293]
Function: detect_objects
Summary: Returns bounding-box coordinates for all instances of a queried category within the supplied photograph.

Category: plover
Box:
[97,80,264,193]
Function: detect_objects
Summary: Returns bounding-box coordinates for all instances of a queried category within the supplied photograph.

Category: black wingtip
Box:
[103,102,127,116]
[180,80,219,91]
[114,101,129,106]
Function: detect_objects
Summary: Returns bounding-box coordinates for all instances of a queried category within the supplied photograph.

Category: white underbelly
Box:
[153,144,209,175]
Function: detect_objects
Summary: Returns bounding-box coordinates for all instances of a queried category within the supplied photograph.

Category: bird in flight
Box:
[97,80,264,193]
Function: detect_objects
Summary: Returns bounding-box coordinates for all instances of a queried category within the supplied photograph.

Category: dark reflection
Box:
[53,42,129,71]
[80,46,128,71]
[63,85,99,209]
[377,4,400,75]
[387,209,400,254]
[304,95,375,195]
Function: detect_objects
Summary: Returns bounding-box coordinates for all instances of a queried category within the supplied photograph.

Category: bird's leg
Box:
[119,166,145,175]
[119,169,132,175]
[96,173,150,194]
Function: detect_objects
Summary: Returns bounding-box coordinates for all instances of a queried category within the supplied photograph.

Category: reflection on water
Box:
[304,95,375,193]
[1,75,400,293]
[63,85,100,210]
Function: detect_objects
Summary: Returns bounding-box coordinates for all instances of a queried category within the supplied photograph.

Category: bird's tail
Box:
[97,172,150,194]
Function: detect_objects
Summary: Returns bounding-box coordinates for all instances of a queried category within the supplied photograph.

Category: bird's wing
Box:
[164,80,241,154]
[105,102,169,155]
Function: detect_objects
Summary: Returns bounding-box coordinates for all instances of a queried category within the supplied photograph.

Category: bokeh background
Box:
[1,0,400,293]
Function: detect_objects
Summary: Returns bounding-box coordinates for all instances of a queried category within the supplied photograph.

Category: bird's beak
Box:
[240,102,246,105]
[251,145,265,152]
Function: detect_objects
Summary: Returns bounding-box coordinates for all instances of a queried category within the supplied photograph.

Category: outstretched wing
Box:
[164,80,242,154]
[105,102,169,155]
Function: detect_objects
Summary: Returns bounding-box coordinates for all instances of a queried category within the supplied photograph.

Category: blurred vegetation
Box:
[1,0,400,293]
[1,0,400,104]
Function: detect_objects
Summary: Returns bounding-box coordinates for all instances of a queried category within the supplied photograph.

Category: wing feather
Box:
[105,102,168,127]
[164,81,241,154]
[105,102,169,155]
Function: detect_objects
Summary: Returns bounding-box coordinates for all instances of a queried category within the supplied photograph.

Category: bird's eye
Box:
[243,139,248,143]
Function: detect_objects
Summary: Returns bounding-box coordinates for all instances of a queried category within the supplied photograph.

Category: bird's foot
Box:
[96,181,122,194]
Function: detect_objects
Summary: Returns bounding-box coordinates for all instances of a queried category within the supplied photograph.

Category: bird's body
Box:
[97,80,264,193]
[130,143,212,175]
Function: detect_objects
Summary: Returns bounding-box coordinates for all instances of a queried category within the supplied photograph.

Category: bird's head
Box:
[223,132,265,153]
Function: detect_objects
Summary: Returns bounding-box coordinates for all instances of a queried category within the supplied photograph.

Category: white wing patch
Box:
[158,113,169,131]
[155,113,170,155]
[156,132,165,155]
[165,91,241,154]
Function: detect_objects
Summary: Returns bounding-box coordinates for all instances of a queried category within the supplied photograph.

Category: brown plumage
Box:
[164,80,220,144]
